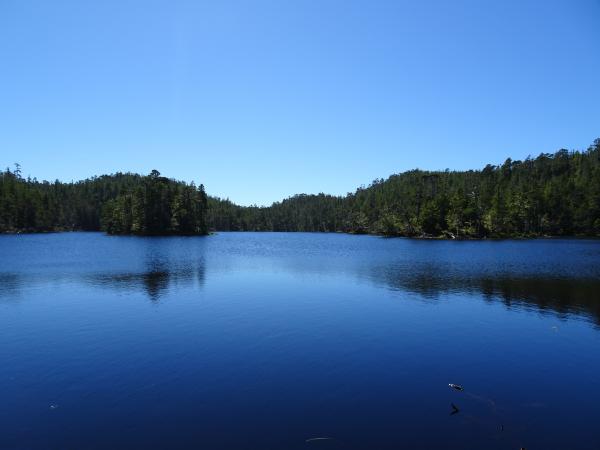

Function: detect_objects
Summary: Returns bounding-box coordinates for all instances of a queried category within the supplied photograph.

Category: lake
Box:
[1,232,599,449]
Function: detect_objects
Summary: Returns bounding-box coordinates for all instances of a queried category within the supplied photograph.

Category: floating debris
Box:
[49,404,59,410]
[450,403,460,415]
[306,437,334,443]
[448,383,464,391]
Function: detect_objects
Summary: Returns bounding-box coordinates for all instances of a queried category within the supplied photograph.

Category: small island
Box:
[102,170,208,236]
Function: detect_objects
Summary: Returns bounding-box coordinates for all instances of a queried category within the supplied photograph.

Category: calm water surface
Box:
[1,232,600,449]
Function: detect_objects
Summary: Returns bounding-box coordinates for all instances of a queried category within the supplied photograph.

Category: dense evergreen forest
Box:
[209,139,600,237]
[2,139,599,237]
[0,169,208,235]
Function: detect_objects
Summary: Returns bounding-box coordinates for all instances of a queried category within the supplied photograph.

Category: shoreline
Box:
[2,229,598,240]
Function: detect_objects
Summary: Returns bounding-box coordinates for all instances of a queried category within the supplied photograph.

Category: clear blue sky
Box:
[1,0,599,205]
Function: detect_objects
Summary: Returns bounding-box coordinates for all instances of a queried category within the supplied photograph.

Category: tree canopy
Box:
[207,139,600,238]
[0,170,208,235]
[1,139,599,237]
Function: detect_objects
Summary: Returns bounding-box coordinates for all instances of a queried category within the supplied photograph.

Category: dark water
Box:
[1,233,600,450]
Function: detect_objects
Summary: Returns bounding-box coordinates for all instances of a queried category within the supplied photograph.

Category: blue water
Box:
[1,232,600,449]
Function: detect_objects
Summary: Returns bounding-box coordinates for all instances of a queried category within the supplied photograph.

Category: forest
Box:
[1,139,599,237]
[0,169,208,235]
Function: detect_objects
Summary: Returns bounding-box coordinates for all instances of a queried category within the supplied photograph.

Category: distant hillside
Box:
[208,138,600,238]
[1,139,599,237]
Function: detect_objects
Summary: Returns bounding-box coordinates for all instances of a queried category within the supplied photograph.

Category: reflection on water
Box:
[370,264,600,325]
[0,263,208,303]
[0,273,21,303]
[1,233,598,325]
[1,233,600,450]
[89,260,205,301]
[0,233,207,302]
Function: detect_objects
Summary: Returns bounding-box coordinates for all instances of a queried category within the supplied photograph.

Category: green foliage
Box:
[0,170,208,235]
[1,139,599,238]
[0,170,143,232]
[206,139,600,238]
[101,171,208,235]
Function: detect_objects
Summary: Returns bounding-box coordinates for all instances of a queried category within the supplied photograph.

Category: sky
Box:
[1,0,599,205]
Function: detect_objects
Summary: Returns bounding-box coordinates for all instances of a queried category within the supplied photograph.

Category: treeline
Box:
[207,193,348,232]
[1,139,599,237]
[102,170,208,235]
[0,169,208,235]
[208,139,600,237]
